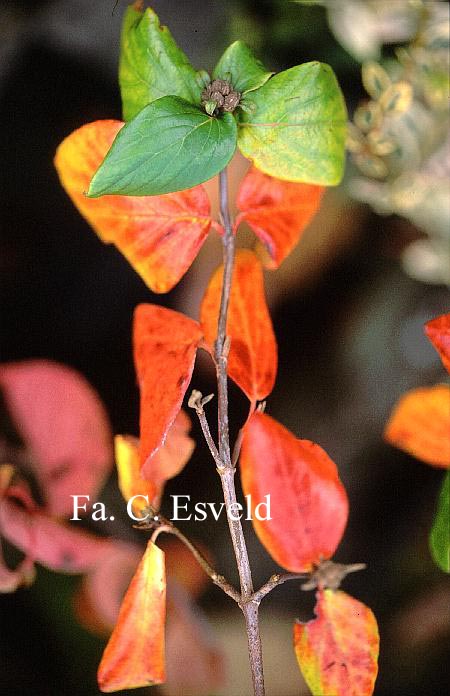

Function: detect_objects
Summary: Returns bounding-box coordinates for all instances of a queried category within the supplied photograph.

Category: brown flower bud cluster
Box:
[201,79,241,114]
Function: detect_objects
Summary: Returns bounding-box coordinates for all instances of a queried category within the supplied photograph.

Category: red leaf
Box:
[240,412,348,572]
[425,313,450,374]
[97,540,166,692]
[133,305,201,469]
[384,384,450,468]
[54,121,213,293]
[294,589,379,696]
[235,166,324,268]
[200,249,278,402]
[0,360,112,517]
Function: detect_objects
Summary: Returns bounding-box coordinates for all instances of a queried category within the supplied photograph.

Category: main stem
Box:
[215,168,265,696]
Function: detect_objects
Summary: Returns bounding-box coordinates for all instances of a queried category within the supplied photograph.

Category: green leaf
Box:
[237,61,347,185]
[119,5,204,121]
[88,96,237,197]
[430,471,450,573]
[213,41,273,94]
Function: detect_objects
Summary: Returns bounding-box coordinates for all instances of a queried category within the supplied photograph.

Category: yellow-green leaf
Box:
[237,61,347,185]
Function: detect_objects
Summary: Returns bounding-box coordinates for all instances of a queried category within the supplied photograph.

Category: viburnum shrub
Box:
[53,3,380,694]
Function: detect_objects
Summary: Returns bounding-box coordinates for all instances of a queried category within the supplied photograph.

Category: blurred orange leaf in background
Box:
[235,166,324,268]
[384,384,450,468]
[55,120,214,293]
[294,589,379,696]
[200,249,277,402]
[98,540,166,692]
[240,412,348,572]
[133,304,201,470]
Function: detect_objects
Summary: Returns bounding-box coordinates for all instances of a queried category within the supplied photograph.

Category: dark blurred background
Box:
[1,1,449,695]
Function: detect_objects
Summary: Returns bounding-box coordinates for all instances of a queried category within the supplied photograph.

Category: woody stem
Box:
[214,167,265,696]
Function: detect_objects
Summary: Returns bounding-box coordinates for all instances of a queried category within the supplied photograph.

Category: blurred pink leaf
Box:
[0,498,106,573]
[164,581,225,696]
[0,360,113,516]
[74,541,143,635]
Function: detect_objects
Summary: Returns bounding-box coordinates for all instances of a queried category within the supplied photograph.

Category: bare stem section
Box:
[212,168,265,696]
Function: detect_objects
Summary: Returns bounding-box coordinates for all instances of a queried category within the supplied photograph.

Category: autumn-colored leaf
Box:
[240,412,348,572]
[235,167,324,268]
[115,435,158,515]
[425,313,450,374]
[133,304,201,469]
[164,582,225,696]
[0,498,107,573]
[74,541,143,636]
[54,120,213,293]
[0,360,112,517]
[162,536,212,600]
[98,540,166,692]
[142,409,195,484]
[294,589,379,696]
[115,411,194,513]
[384,384,450,468]
[200,250,277,402]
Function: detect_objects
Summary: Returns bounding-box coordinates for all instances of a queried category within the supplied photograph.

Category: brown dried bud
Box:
[223,91,241,112]
[201,78,241,115]
[210,91,225,107]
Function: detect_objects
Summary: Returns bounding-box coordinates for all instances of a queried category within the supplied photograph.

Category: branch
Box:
[136,511,241,603]
[252,573,309,604]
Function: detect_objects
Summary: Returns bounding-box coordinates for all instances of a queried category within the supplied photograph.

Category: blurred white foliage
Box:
[300,1,449,283]
[308,0,449,285]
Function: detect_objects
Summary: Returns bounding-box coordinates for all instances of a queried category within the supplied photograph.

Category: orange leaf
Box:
[98,540,166,692]
[425,313,450,374]
[384,384,450,468]
[116,411,195,512]
[240,412,348,572]
[54,121,212,293]
[133,304,202,469]
[294,589,379,696]
[200,249,277,402]
[142,409,195,485]
[235,166,324,268]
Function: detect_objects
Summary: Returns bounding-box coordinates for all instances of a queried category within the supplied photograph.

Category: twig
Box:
[188,390,223,470]
[141,513,241,603]
[252,573,309,604]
